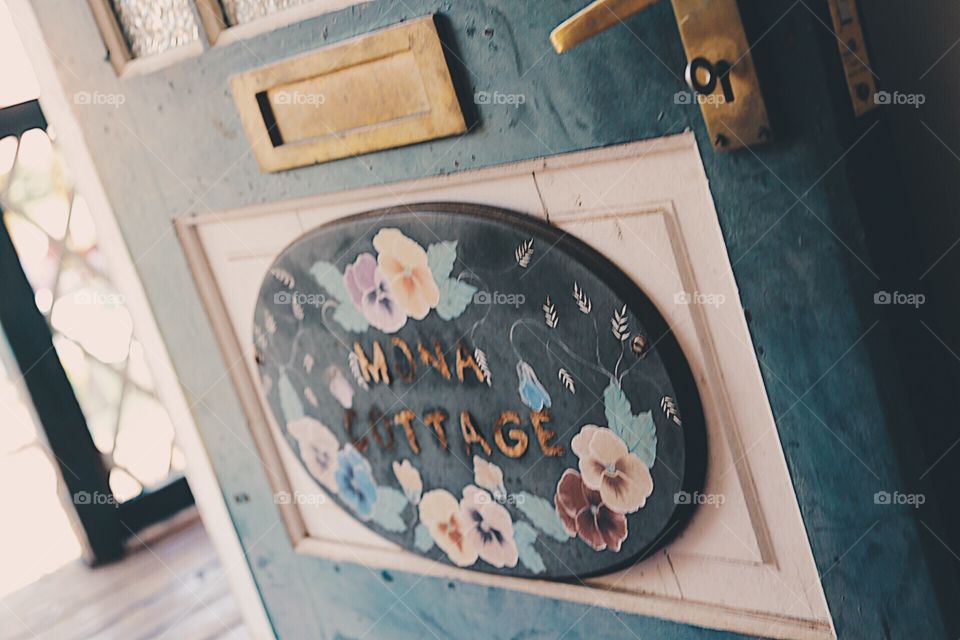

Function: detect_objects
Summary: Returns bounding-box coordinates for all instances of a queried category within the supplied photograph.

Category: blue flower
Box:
[516,360,552,411]
[335,445,377,519]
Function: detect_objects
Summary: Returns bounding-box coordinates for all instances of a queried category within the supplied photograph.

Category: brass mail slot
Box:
[231,16,467,172]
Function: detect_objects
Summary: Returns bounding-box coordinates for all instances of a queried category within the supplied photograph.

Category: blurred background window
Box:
[0,126,187,504]
[0,0,191,590]
[0,332,82,598]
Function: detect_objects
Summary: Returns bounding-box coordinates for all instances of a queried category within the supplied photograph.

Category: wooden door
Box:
[10,0,955,638]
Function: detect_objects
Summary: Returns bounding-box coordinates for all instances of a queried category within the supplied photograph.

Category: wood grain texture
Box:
[23,0,959,637]
[0,520,246,640]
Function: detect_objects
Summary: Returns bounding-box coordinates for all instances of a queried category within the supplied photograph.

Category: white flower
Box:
[288,417,339,491]
[419,489,478,567]
[473,455,506,499]
[392,459,422,505]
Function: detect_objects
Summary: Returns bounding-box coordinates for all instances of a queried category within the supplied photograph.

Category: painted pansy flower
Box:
[472,455,506,499]
[571,425,653,514]
[287,417,339,491]
[516,360,551,411]
[324,366,354,409]
[554,469,628,552]
[392,459,423,506]
[344,253,406,333]
[419,489,478,567]
[459,485,519,568]
[372,228,440,320]
[335,445,377,519]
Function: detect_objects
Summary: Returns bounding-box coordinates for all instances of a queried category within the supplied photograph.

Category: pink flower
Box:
[571,425,653,514]
[372,229,439,320]
[343,253,406,333]
[554,469,628,552]
[459,485,519,568]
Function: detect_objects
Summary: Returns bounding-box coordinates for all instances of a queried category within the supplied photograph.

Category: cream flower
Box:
[460,485,519,568]
[392,459,423,505]
[419,489,478,567]
[570,425,653,514]
[287,417,339,491]
[372,228,440,320]
[472,455,506,498]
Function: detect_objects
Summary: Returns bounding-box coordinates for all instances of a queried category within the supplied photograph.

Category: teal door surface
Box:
[19,0,958,637]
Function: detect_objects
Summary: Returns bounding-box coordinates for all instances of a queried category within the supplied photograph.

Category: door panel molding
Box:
[177,134,835,640]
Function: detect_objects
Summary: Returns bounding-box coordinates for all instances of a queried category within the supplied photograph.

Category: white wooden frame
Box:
[175,134,836,640]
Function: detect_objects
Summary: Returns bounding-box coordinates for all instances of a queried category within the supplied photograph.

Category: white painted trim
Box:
[4,2,274,638]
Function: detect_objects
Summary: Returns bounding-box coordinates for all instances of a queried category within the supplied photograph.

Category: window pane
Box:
[110,0,199,58]
[220,0,312,26]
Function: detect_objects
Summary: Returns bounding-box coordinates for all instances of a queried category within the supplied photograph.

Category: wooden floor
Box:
[0,519,249,640]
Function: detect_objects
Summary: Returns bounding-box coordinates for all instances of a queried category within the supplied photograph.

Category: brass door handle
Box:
[550,0,661,53]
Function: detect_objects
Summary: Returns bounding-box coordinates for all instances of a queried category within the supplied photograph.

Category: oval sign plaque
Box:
[254,204,705,580]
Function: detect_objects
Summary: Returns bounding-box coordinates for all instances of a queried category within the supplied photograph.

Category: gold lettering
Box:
[391,337,416,383]
[417,339,451,380]
[493,410,528,458]
[343,409,368,452]
[369,406,394,450]
[460,411,493,457]
[530,410,564,456]
[456,341,485,384]
[353,341,390,385]
[422,409,449,450]
[393,409,420,454]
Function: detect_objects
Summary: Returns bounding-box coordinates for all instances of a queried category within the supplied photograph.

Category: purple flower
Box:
[344,253,406,333]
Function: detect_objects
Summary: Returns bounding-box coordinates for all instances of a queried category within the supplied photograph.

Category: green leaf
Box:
[278,374,304,422]
[413,522,434,552]
[427,241,458,282]
[370,487,408,533]
[332,301,369,333]
[436,278,477,321]
[603,381,657,467]
[515,492,571,542]
[309,261,350,302]
[513,521,545,574]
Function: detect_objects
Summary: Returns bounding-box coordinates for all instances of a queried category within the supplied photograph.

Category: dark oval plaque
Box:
[254,203,705,580]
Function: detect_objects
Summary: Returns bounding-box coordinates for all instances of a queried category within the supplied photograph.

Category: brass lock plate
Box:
[827,0,877,116]
[672,0,771,150]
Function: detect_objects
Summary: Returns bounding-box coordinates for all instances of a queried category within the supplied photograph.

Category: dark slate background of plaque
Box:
[253,203,706,580]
